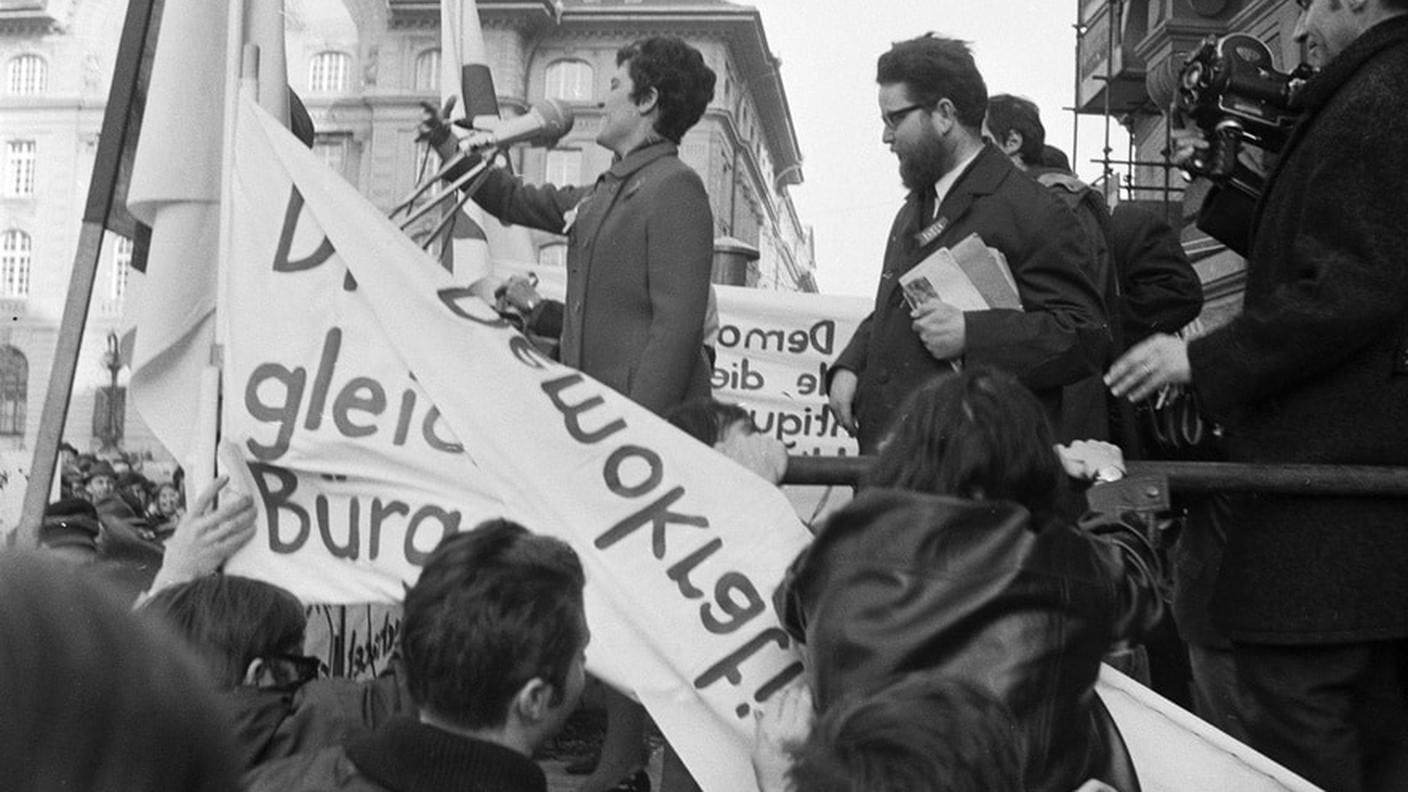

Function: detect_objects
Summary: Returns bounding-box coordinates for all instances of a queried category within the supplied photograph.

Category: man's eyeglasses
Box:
[881,103,928,130]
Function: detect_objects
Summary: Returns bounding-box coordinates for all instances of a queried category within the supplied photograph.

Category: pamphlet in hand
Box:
[899,232,1022,312]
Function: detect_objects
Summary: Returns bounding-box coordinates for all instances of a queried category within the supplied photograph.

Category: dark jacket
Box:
[229,665,413,771]
[777,490,1162,792]
[474,141,713,416]
[832,145,1109,451]
[244,717,547,792]
[1108,204,1202,349]
[1187,15,1408,643]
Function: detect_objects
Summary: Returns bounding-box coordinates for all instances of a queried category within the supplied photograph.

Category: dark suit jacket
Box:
[1109,204,1202,348]
[833,145,1109,451]
[1188,16,1408,643]
[474,141,713,415]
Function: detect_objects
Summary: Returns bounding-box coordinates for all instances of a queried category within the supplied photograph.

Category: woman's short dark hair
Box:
[0,553,242,792]
[876,33,988,130]
[789,672,1026,792]
[618,36,716,144]
[401,519,586,730]
[865,368,1064,521]
[665,398,755,445]
[141,574,307,688]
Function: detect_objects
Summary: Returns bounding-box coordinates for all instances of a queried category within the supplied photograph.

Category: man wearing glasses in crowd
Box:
[827,34,1107,454]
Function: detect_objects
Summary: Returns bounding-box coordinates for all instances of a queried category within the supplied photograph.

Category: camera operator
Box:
[1106,3,1408,791]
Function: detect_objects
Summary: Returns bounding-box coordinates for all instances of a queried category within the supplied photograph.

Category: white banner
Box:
[222,96,810,792]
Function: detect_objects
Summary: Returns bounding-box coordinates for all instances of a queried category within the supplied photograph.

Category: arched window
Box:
[1,230,31,299]
[538,242,567,268]
[6,54,47,95]
[545,60,593,102]
[0,346,26,436]
[308,51,351,94]
[545,149,582,187]
[112,236,133,302]
[414,49,440,92]
[4,140,35,197]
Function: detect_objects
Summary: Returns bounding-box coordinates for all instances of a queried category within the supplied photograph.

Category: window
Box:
[0,346,26,436]
[0,230,31,298]
[6,54,46,95]
[308,51,351,94]
[314,133,354,183]
[3,140,35,197]
[545,60,593,102]
[414,48,440,92]
[539,242,567,268]
[111,236,133,302]
[545,149,582,187]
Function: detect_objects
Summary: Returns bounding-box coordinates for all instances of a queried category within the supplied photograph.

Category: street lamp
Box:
[99,331,122,452]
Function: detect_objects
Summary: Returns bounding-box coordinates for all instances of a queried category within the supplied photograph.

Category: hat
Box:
[83,461,116,483]
[116,471,146,490]
[40,498,101,551]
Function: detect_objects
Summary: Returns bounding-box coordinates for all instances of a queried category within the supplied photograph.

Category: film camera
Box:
[1147,33,1315,181]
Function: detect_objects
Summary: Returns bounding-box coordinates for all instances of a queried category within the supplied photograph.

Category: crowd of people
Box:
[6,0,1408,789]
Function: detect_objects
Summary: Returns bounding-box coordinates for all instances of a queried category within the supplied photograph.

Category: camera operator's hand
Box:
[1169,126,1210,173]
[1106,333,1192,403]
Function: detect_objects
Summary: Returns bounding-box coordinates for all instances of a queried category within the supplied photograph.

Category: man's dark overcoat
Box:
[1188,15,1408,643]
[832,145,1109,451]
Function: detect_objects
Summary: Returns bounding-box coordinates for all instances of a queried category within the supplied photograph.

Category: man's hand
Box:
[1169,125,1210,174]
[144,476,257,597]
[417,98,461,162]
[752,681,814,792]
[716,431,788,486]
[826,369,859,436]
[1055,440,1126,481]
[1106,333,1192,402]
[911,298,965,361]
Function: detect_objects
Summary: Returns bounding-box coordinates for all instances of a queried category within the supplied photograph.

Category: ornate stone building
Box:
[289,0,816,290]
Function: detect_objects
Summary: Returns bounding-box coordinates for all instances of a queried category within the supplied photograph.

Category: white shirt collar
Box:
[931,146,983,216]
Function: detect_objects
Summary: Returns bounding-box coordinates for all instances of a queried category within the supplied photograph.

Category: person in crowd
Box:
[1104,203,1202,352]
[986,94,1118,447]
[782,368,1161,792]
[666,398,788,485]
[425,37,716,792]
[827,34,1107,452]
[149,481,186,541]
[0,552,242,792]
[752,674,1025,792]
[1107,3,1408,790]
[246,519,589,792]
[139,476,412,771]
[36,497,102,564]
[83,459,118,502]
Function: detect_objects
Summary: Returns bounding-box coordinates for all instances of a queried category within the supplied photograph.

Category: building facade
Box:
[0,0,815,530]
[1073,0,1304,329]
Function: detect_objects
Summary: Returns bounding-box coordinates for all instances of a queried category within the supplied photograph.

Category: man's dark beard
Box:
[899,128,949,192]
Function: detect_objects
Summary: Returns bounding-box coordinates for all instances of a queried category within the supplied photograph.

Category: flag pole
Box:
[190,0,251,497]
[17,0,160,545]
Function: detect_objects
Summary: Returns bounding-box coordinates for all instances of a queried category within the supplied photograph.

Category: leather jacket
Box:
[777,489,1162,792]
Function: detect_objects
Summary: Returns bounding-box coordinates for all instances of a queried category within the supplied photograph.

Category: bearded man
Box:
[827,34,1108,453]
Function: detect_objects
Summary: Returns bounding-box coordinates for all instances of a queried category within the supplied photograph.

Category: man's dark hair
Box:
[1040,144,1072,172]
[617,36,716,144]
[986,94,1046,166]
[141,575,307,689]
[876,34,987,130]
[788,672,1026,792]
[401,519,586,730]
[865,368,1064,522]
[665,398,755,445]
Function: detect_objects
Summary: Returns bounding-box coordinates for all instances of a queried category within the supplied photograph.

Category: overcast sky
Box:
[742,1,1129,296]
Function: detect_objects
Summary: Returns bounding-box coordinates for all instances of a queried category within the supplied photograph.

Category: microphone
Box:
[462,99,575,152]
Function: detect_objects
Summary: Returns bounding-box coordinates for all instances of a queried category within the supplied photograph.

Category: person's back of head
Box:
[666,398,755,446]
[865,368,1064,521]
[617,36,716,144]
[0,552,241,792]
[789,672,1026,792]
[401,519,587,747]
[876,34,988,132]
[1041,144,1073,173]
[141,574,308,689]
[985,94,1046,167]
